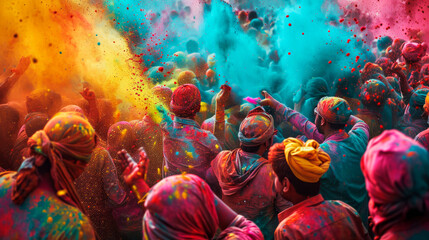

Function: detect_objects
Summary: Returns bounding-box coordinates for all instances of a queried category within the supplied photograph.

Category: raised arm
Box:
[80,88,100,127]
[260,91,325,143]
[0,56,31,103]
[213,84,231,146]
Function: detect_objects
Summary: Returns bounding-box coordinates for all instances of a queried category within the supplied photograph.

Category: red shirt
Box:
[275,194,370,240]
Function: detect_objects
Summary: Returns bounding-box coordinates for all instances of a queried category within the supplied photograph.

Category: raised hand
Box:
[259,90,281,109]
[80,88,96,102]
[216,84,231,107]
[118,148,149,186]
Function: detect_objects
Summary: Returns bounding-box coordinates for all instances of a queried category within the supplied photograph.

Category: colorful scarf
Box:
[361,130,429,237]
[12,112,96,213]
[143,174,219,239]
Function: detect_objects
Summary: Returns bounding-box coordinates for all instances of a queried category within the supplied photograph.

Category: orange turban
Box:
[283,138,331,183]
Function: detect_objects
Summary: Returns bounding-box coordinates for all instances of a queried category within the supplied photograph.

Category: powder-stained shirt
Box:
[201,115,240,150]
[273,104,370,227]
[209,149,292,240]
[161,116,221,180]
[0,172,95,240]
[74,147,126,240]
[275,194,370,240]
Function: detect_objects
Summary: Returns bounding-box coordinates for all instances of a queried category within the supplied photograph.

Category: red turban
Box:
[170,84,201,118]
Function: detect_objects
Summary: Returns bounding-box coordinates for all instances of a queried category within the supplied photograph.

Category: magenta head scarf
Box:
[361,130,429,236]
[143,174,219,239]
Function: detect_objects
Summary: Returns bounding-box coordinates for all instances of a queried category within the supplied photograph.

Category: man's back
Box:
[275,194,369,240]
[162,116,221,179]
[320,127,369,227]
[0,172,95,240]
[211,149,291,240]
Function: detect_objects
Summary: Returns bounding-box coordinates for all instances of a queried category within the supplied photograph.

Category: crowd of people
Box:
[1,1,429,239]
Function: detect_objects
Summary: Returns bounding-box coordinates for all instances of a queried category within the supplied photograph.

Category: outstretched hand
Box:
[80,88,96,102]
[118,148,149,186]
[259,90,281,109]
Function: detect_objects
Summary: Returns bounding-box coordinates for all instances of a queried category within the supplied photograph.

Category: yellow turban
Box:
[283,138,331,183]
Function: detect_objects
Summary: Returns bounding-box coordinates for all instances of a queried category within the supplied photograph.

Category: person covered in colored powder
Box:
[399,88,429,138]
[415,92,429,151]
[260,92,370,226]
[356,79,392,139]
[362,130,429,239]
[207,106,292,240]
[268,138,370,240]
[0,112,96,239]
[159,83,221,180]
[107,121,145,240]
[116,149,264,240]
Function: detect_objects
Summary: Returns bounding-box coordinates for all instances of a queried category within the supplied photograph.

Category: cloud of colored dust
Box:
[0,0,160,121]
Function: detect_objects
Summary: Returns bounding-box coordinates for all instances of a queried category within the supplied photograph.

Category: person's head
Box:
[26,89,62,117]
[107,121,135,159]
[148,66,167,84]
[268,138,330,202]
[402,40,428,63]
[359,79,387,110]
[385,38,406,61]
[24,112,49,137]
[305,77,329,100]
[361,130,429,236]
[12,111,96,210]
[334,70,360,98]
[186,53,208,80]
[186,39,199,54]
[375,57,394,76]
[143,174,219,239]
[177,70,197,85]
[377,36,393,51]
[248,11,258,21]
[170,84,201,119]
[152,85,173,108]
[409,88,429,120]
[314,97,352,134]
[172,51,187,68]
[360,62,384,83]
[238,10,247,24]
[249,18,263,31]
[238,107,275,155]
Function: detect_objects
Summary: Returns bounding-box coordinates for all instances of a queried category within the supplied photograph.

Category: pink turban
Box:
[402,41,428,62]
[361,130,429,236]
[143,174,219,239]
